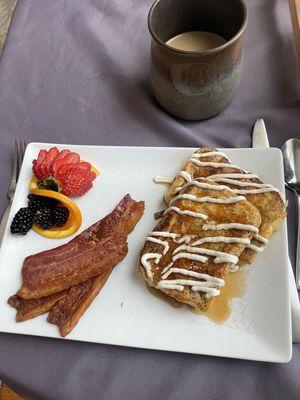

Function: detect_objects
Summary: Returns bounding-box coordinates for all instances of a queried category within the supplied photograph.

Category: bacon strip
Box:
[45,195,144,336]
[17,235,127,299]
[17,194,144,300]
[8,291,67,322]
[47,271,112,337]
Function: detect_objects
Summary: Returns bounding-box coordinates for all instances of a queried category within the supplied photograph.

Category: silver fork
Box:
[0,139,28,243]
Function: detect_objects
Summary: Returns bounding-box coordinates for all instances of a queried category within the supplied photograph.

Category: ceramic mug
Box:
[148,0,247,120]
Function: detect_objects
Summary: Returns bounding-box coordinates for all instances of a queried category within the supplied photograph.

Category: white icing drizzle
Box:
[157,278,224,298]
[174,178,231,194]
[230,264,240,272]
[246,244,265,253]
[161,262,173,275]
[190,236,251,247]
[148,231,197,244]
[191,287,221,297]
[176,235,197,244]
[202,223,259,234]
[176,170,193,182]
[153,176,174,184]
[157,279,223,288]
[191,151,230,160]
[232,187,280,195]
[157,283,185,291]
[208,173,259,180]
[172,245,239,264]
[179,180,230,192]
[161,267,225,285]
[149,231,179,239]
[254,234,268,244]
[172,252,208,264]
[164,206,208,220]
[170,193,246,205]
[141,253,161,279]
[145,237,169,255]
[209,177,273,188]
[189,158,241,169]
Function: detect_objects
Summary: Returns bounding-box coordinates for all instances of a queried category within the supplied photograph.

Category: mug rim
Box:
[148,0,247,55]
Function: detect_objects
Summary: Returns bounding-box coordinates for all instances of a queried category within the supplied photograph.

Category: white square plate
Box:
[0,144,292,362]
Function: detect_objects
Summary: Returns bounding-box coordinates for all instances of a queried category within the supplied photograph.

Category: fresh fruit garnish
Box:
[52,206,70,227]
[56,167,96,197]
[32,149,47,180]
[35,177,62,192]
[27,194,59,212]
[12,147,98,240]
[40,147,59,178]
[50,149,71,175]
[34,207,54,230]
[10,208,34,235]
[31,188,82,238]
[32,147,99,197]
[89,164,99,177]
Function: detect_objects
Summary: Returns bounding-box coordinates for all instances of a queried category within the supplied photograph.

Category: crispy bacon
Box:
[8,291,67,322]
[17,195,145,300]
[48,270,112,337]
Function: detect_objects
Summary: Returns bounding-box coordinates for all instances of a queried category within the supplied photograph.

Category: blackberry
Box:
[27,194,58,213]
[10,207,34,235]
[33,207,54,230]
[53,207,69,227]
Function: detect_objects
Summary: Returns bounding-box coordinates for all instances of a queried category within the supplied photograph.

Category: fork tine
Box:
[21,139,27,163]
[16,140,24,182]
[12,139,18,185]
[7,140,19,199]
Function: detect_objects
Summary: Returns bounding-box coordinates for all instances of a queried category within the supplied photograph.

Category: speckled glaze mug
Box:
[148,0,247,120]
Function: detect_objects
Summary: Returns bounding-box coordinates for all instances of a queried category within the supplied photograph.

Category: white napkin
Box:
[289,261,300,343]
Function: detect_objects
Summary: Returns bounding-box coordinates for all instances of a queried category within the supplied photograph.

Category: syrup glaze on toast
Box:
[139,177,261,312]
[165,148,286,265]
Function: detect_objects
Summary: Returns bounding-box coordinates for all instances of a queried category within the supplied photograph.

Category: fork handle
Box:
[0,202,12,245]
[296,194,300,289]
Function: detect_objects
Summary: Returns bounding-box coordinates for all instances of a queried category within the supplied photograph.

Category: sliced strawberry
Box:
[45,147,59,176]
[32,148,96,196]
[56,162,91,181]
[56,163,79,178]
[75,162,91,171]
[56,163,95,194]
[50,149,71,175]
[60,169,95,196]
[88,170,96,181]
[39,147,59,179]
[32,149,47,180]
[52,152,80,176]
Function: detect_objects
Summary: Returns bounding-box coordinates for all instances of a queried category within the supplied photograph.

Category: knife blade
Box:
[252,118,270,148]
[252,119,300,342]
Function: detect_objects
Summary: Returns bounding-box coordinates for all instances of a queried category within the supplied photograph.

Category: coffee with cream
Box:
[166,31,226,52]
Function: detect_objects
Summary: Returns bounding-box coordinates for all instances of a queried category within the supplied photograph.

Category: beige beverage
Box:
[166,31,226,52]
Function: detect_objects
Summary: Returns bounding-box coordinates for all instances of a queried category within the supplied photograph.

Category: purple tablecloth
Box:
[0,0,300,399]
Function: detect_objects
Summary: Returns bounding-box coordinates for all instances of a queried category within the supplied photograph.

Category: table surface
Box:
[0,0,300,399]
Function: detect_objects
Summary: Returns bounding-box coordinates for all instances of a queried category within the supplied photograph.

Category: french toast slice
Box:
[164,147,286,265]
[139,178,261,311]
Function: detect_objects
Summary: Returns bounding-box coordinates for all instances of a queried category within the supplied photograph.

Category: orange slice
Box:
[30,186,82,239]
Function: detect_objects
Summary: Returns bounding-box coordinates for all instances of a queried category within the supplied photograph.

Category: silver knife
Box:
[252,118,300,343]
[252,118,269,148]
